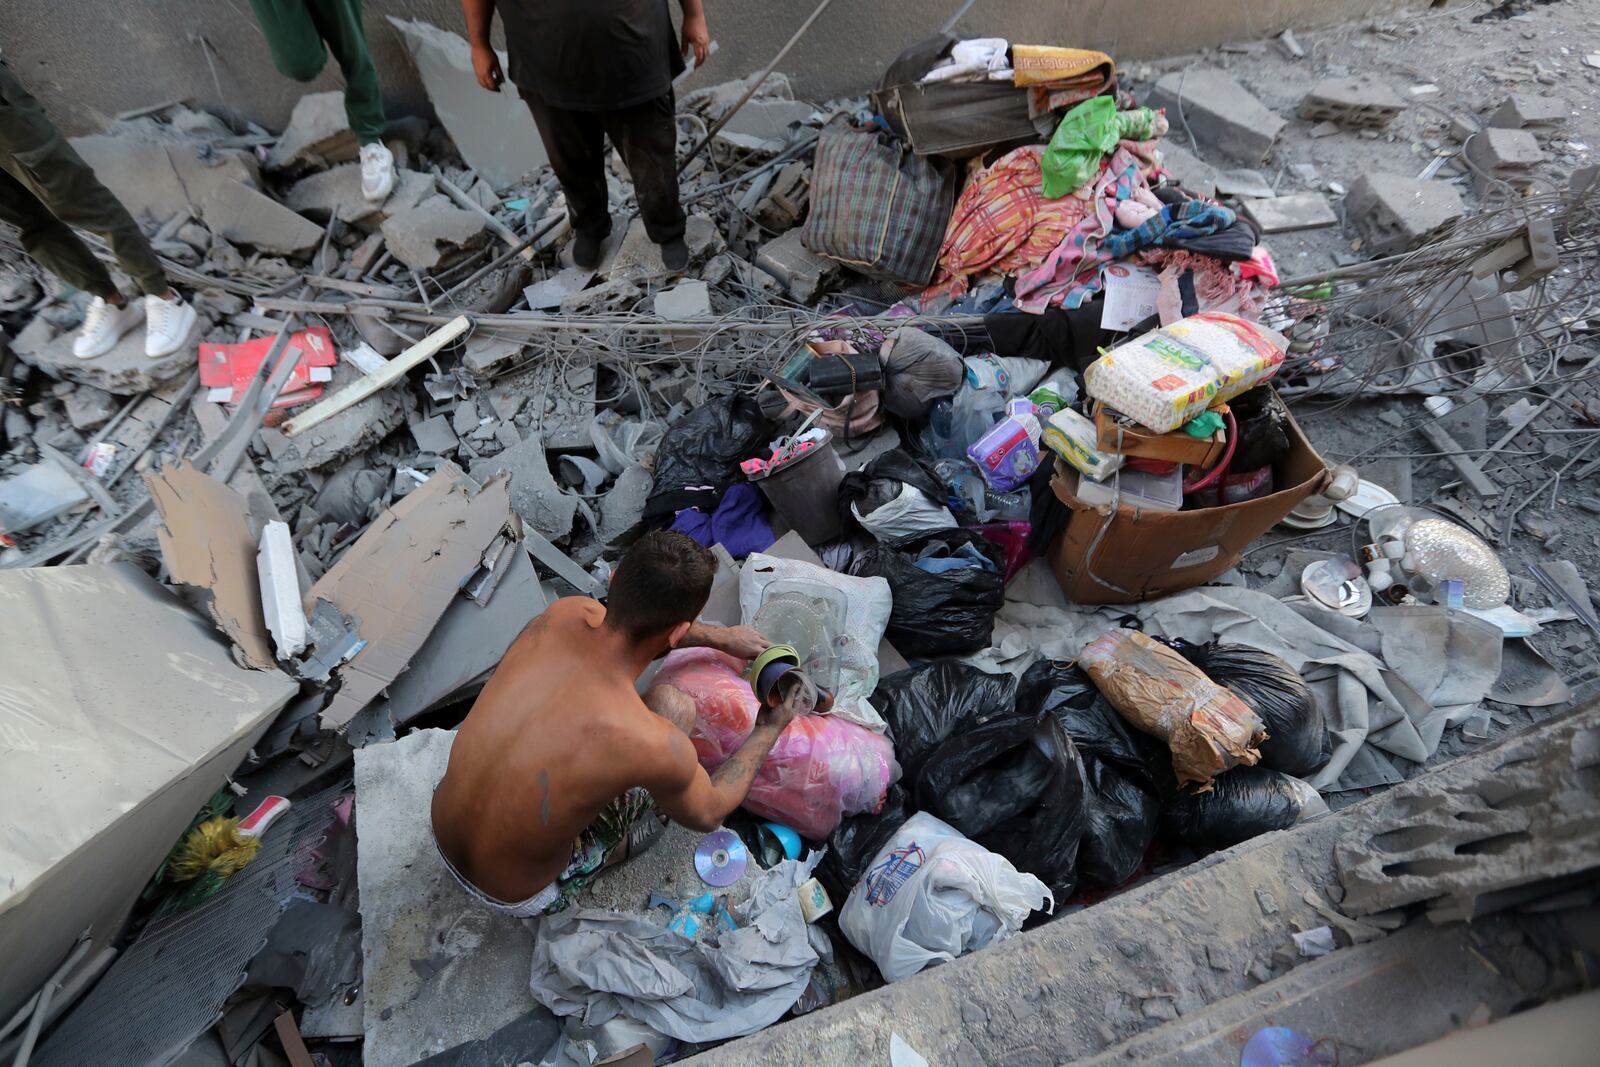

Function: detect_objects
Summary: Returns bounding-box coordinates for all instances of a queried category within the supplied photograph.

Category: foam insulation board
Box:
[0,564,296,1020]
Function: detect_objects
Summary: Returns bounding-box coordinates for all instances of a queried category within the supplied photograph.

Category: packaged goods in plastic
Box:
[1083,313,1287,433]
[1079,628,1266,789]
[1172,641,1331,778]
[654,648,899,839]
[839,812,1052,982]
[1043,407,1125,481]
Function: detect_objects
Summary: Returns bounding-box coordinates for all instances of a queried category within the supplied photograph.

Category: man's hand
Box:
[756,673,815,733]
[711,624,768,660]
[471,43,504,91]
[681,10,711,67]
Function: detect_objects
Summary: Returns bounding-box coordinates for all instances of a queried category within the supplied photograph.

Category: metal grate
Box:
[32,787,343,1067]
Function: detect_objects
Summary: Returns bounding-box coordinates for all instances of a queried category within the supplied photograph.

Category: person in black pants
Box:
[462,0,709,272]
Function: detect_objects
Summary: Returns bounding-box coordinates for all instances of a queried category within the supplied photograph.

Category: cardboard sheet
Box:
[146,460,279,671]
[0,564,296,1019]
[308,463,512,730]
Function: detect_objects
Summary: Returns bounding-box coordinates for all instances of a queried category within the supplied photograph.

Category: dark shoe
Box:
[572,230,605,270]
[659,237,689,272]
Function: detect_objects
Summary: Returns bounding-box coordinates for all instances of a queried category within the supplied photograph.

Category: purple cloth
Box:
[670,482,775,559]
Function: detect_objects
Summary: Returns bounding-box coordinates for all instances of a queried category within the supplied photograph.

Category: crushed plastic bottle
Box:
[934,458,1031,522]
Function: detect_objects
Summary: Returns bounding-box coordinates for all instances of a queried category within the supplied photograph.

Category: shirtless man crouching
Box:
[430,530,809,917]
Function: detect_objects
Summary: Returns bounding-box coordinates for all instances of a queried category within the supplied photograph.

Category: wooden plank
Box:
[1420,421,1501,498]
[282,315,470,437]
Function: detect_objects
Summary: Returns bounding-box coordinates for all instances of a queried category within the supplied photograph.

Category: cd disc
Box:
[694,829,748,887]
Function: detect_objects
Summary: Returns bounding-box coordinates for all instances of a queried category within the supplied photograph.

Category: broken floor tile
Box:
[1215,168,1276,199]
[410,413,459,454]
[522,266,596,311]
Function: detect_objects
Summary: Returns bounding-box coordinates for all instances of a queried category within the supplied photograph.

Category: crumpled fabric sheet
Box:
[1141,248,1269,324]
[670,483,775,560]
[1014,144,1154,313]
[932,146,1095,292]
[923,37,1012,82]
[963,586,1502,792]
[528,857,824,1044]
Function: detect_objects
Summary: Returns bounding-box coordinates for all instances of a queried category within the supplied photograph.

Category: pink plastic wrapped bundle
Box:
[654,648,900,839]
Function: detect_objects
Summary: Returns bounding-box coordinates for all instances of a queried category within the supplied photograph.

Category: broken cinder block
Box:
[1146,67,1285,163]
[754,228,841,303]
[1297,76,1406,131]
[1344,173,1465,257]
[1487,93,1567,132]
[1465,127,1544,193]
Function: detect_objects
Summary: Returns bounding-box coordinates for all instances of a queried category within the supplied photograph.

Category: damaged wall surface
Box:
[1,0,1429,138]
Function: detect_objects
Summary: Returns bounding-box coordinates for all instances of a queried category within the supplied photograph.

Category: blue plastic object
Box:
[763,821,802,860]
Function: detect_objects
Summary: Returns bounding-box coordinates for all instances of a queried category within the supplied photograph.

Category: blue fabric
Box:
[912,540,996,574]
[1101,199,1236,260]
[670,482,775,559]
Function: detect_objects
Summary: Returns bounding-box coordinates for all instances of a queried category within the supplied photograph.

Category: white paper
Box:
[1100,263,1163,331]
[891,1033,930,1067]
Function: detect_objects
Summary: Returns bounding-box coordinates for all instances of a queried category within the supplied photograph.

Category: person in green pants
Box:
[249,0,396,201]
[0,57,197,359]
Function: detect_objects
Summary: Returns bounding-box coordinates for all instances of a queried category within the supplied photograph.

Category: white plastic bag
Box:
[852,483,957,542]
[839,813,1053,982]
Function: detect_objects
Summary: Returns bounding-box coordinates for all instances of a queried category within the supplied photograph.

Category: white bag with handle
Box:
[838,812,1052,983]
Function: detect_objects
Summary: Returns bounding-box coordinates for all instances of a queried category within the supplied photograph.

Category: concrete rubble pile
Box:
[1,6,1598,1067]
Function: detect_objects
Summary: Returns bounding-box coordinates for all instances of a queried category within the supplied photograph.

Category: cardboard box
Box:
[1094,403,1229,468]
[1047,398,1327,604]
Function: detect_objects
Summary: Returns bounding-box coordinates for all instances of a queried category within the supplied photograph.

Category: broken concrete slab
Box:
[286,164,436,229]
[1335,702,1600,920]
[1213,168,1276,199]
[11,314,198,393]
[265,361,412,475]
[389,18,550,190]
[605,214,724,283]
[654,280,711,319]
[0,460,89,534]
[754,227,841,303]
[68,133,195,223]
[354,546,548,742]
[1297,76,1406,130]
[526,357,597,452]
[145,460,279,671]
[594,463,653,549]
[1240,191,1337,233]
[198,178,328,258]
[380,194,489,270]
[1488,92,1568,131]
[1345,173,1465,257]
[410,413,460,454]
[558,276,643,315]
[1156,141,1218,199]
[266,91,360,174]
[308,463,513,730]
[720,98,815,140]
[522,266,596,311]
[1146,68,1285,163]
[461,335,527,380]
[1466,127,1544,191]
[354,728,538,1067]
[62,384,119,432]
[471,432,577,541]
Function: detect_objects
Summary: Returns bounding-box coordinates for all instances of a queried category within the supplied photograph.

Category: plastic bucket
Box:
[751,433,846,545]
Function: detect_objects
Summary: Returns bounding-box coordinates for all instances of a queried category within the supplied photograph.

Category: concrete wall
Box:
[0,0,1411,138]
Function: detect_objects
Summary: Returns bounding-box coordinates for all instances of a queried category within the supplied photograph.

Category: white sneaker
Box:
[144,293,197,358]
[360,142,396,203]
[73,296,143,359]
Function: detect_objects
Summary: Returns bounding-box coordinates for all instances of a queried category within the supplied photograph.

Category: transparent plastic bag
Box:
[653,648,900,839]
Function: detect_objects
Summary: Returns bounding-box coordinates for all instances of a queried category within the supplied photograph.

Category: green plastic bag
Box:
[1041,98,1165,199]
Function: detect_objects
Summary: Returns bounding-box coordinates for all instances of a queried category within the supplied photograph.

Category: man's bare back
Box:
[431,591,800,906]
[431,598,686,901]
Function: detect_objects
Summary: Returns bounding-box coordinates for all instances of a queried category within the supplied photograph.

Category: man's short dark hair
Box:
[605,530,717,641]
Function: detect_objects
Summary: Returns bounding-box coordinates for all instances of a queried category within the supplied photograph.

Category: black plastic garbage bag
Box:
[915,712,1088,899]
[1075,756,1160,888]
[849,528,1006,655]
[1161,766,1320,851]
[1016,660,1171,794]
[644,395,774,522]
[1173,642,1331,778]
[874,661,1017,778]
[837,449,949,538]
[818,785,912,902]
